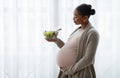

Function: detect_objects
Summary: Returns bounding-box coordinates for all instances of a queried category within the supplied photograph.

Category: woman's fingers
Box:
[45,38,57,42]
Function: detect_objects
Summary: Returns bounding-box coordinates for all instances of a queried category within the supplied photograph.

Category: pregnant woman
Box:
[45,3,99,78]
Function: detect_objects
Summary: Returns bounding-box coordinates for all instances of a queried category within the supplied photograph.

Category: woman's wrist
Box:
[54,38,64,48]
[54,38,60,44]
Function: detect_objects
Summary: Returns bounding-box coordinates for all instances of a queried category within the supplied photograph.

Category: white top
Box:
[57,28,84,67]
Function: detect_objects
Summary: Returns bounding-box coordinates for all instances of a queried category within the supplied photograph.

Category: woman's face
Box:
[73,9,85,25]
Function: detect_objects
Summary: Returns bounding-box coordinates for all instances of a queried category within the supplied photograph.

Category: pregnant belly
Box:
[57,49,77,67]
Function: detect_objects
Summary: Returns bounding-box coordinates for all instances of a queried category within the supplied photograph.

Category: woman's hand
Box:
[45,37,58,42]
[45,37,64,48]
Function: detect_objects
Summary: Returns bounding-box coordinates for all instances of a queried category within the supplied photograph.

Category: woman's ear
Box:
[83,16,88,22]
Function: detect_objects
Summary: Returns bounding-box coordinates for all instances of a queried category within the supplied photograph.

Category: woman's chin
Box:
[74,22,80,25]
[75,23,80,25]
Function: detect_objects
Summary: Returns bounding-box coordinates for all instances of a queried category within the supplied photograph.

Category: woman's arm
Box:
[54,38,65,48]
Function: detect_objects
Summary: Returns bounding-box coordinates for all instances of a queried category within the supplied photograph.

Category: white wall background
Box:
[0,0,120,78]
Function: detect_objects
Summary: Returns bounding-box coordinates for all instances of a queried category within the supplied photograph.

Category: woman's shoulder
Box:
[89,27,98,33]
[88,27,99,37]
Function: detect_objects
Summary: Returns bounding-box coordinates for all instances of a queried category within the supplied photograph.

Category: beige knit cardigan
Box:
[56,22,99,78]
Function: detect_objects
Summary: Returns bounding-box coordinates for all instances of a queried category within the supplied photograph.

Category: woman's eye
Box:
[75,16,78,19]
[74,16,77,18]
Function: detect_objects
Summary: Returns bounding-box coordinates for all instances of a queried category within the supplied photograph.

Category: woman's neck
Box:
[81,21,89,29]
